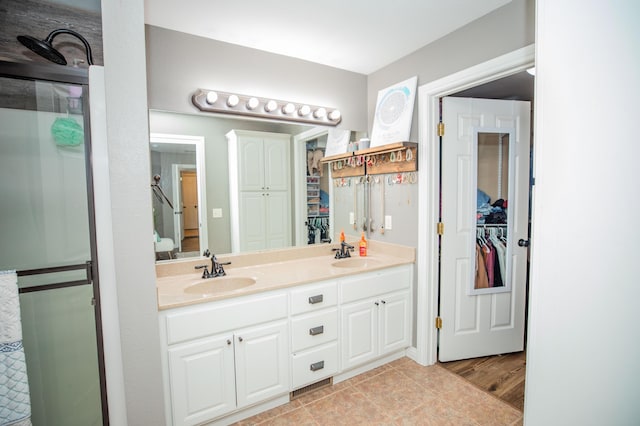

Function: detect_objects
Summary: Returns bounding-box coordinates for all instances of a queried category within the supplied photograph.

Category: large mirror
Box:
[149,109,353,261]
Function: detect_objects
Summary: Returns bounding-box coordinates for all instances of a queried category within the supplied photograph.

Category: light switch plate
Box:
[385,215,392,230]
[212,208,223,218]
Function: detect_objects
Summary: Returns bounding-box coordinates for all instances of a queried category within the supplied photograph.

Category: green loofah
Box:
[51,117,84,146]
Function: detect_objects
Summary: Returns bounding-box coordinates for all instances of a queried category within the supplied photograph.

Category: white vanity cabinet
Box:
[227,129,291,252]
[339,266,412,371]
[289,281,339,390]
[159,292,289,426]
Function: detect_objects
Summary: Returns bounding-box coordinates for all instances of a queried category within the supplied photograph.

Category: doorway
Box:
[414,47,534,410]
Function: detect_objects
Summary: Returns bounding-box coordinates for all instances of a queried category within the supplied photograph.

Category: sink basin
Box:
[331,257,380,269]
[184,277,256,295]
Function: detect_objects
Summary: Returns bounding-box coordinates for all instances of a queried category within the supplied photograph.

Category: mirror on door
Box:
[471,131,514,295]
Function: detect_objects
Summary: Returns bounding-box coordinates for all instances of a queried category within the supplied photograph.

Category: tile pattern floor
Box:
[235,357,523,425]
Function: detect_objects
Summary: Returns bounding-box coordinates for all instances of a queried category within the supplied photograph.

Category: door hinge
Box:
[437,122,445,137]
[437,222,444,235]
[435,316,442,329]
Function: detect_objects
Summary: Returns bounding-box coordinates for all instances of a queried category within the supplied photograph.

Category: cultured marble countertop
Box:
[156,239,415,310]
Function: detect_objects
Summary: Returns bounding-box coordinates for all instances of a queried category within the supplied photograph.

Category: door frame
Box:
[413,44,535,366]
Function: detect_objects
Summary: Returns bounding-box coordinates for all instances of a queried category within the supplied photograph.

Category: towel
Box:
[0,270,31,426]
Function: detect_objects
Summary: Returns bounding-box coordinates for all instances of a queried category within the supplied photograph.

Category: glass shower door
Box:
[0,65,106,425]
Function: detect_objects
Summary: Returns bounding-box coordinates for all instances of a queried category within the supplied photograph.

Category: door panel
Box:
[0,71,104,424]
[439,97,530,361]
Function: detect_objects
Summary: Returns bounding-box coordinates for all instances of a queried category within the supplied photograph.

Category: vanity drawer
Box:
[290,281,337,315]
[291,342,338,390]
[164,292,287,345]
[291,309,338,352]
[340,266,411,304]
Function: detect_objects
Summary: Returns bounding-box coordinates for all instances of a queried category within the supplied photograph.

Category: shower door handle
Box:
[518,239,529,247]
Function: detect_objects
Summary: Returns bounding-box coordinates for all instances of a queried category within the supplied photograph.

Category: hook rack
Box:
[321,141,418,178]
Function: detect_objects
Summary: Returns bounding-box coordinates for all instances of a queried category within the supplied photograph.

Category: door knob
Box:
[518,239,530,247]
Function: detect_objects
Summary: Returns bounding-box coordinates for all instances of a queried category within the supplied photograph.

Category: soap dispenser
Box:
[359,232,367,257]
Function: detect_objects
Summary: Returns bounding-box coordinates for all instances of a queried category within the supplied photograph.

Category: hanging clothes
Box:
[475,243,490,289]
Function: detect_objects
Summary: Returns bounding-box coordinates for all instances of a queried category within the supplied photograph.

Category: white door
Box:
[439,97,530,361]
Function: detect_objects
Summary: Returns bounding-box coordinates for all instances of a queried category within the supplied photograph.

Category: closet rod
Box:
[477,223,507,228]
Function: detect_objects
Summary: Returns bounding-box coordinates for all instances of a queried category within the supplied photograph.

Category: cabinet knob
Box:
[381,300,386,304]
[374,301,379,306]
[238,336,243,342]
[227,339,231,345]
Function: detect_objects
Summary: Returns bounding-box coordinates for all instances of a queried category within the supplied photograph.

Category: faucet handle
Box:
[195,264,211,278]
[202,249,211,258]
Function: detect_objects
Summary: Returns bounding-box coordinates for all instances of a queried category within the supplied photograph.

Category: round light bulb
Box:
[313,107,327,119]
[298,105,311,116]
[282,103,295,115]
[205,91,218,105]
[227,94,240,107]
[246,97,259,110]
[265,100,278,112]
[329,109,342,121]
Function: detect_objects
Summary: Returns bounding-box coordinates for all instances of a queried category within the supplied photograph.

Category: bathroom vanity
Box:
[156,241,414,426]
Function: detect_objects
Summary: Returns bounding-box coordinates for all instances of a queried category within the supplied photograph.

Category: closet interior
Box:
[306,135,330,244]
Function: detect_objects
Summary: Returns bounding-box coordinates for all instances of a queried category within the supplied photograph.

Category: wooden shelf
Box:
[320,142,417,177]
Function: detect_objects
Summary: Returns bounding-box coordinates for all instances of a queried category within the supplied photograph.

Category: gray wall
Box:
[145,26,368,132]
[332,0,535,249]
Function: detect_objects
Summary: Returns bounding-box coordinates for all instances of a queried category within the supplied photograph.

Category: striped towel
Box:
[0,270,31,426]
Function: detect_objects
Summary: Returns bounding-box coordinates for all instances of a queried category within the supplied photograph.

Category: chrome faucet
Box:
[333,241,354,259]
[195,251,231,278]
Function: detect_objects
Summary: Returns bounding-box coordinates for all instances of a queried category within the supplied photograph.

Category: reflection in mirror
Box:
[150,134,207,260]
[148,110,360,263]
[471,131,513,294]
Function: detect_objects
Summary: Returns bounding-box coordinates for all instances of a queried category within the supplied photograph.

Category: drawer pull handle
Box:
[308,294,323,304]
[310,361,325,371]
[309,325,324,336]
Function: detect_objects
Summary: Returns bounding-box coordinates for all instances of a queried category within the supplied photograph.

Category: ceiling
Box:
[143,0,513,75]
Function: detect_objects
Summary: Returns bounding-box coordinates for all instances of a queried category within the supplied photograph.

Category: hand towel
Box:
[0,270,31,426]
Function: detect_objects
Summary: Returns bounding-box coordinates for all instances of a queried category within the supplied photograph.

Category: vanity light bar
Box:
[192,89,342,126]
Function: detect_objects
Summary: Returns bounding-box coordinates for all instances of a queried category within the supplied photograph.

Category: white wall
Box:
[525,1,640,424]
[101,0,167,424]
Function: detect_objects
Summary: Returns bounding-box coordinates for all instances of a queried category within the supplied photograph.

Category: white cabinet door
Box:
[263,138,290,191]
[340,298,378,371]
[265,190,291,249]
[238,136,265,191]
[239,192,267,251]
[235,320,289,408]
[168,334,236,426]
[379,291,411,356]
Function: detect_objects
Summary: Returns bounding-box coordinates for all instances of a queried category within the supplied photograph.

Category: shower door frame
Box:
[0,60,109,425]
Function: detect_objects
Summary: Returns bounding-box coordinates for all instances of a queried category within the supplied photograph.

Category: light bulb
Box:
[282,103,295,115]
[205,91,218,105]
[313,107,327,119]
[227,94,240,107]
[265,100,278,112]
[329,109,342,121]
[298,105,311,116]
[246,97,259,110]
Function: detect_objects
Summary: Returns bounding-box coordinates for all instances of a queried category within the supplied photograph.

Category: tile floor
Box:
[235,357,523,425]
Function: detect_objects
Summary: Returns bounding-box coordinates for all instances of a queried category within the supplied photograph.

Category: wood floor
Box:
[439,351,526,411]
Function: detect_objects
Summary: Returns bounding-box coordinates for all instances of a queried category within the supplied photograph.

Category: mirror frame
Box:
[150,133,208,256]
